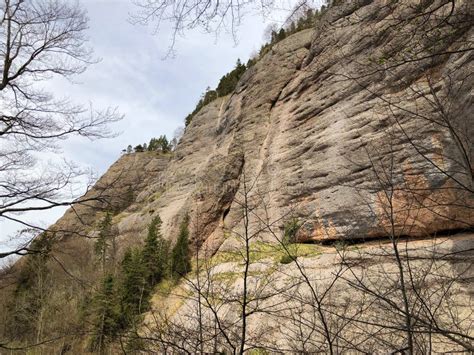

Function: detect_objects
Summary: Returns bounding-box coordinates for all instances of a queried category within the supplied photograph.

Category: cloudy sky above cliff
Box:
[2,0,319,254]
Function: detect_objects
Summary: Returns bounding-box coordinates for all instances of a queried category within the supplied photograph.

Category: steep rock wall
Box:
[50,0,472,255]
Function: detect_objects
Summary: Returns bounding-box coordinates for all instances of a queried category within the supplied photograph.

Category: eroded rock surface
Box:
[145,234,473,353]
[51,0,472,262]
[8,0,472,353]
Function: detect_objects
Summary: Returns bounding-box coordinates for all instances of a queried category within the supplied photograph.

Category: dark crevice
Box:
[222,205,231,221]
[270,78,294,110]
[306,227,474,246]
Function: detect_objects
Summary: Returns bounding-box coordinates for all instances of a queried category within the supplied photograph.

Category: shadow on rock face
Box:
[450,236,474,296]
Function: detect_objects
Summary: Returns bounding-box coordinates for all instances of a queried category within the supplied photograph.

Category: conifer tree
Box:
[171,216,191,278]
[157,135,171,152]
[142,215,170,286]
[119,248,148,321]
[277,28,286,41]
[89,274,120,354]
[95,212,113,272]
[148,137,158,151]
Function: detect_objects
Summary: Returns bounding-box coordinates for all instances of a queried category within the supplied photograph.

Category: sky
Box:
[0,0,314,257]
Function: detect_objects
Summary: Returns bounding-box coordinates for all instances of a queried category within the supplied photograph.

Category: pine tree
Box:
[157,135,171,152]
[277,28,286,41]
[289,21,296,33]
[142,215,170,286]
[119,249,148,322]
[186,58,247,125]
[147,135,172,152]
[95,212,113,272]
[271,30,277,43]
[171,216,191,278]
[185,114,193,127]
[108,244,161,352]
[148,137,158,151]
[89,274,120,354]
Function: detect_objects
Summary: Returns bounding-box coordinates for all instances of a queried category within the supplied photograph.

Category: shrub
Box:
[283,218,301,244]
[280,254,295,264]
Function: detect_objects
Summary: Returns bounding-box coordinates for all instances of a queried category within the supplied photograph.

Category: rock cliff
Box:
[52,0,472,252]
[6,0,472,352]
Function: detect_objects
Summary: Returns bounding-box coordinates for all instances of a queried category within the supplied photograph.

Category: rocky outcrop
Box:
[5,1,471,353]
[51,152,169,237]
[49,0,473,254]
[144,233,473,353]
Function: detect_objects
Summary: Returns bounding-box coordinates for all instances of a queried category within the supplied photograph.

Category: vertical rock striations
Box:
[50,0,472,253]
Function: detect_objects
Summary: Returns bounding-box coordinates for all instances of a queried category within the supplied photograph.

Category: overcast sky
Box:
[1,0,313,255]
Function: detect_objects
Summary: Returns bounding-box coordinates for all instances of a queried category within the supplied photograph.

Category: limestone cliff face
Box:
[52,0,472,254]
[8,1,471,352]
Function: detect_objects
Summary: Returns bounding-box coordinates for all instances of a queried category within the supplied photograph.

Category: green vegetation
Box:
[171,215,192,277]
[283,217,301,244]
[124,134,172,154]
[185,87,218,126]
[147,135,171,153]
[142,215,170,285]
[119,248,148,317]
[89,274,121,353]
[87,214,191,352]
[279,253,295,264]
[216,59,247,96]
[185,59,247,127]
[212,240,320,266]
[2,212,193,353]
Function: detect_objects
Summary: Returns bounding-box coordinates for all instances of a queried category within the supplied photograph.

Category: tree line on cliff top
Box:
[121,5,324,152]
[123,127,184,154]
[184,5,326,127]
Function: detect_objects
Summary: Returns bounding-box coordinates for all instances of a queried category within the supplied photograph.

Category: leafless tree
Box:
[0,0,122,258]
[171,125,185,151]
[122,1,473,353]
[305,4,474,350]
[2,1,472,353]
[328,133,474,353]
[140,167,293,353]
[279,2,473,352]
[131,0,329,54]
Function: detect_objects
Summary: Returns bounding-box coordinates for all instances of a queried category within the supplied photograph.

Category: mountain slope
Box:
[1,0,472,353]
[55,0,472,251]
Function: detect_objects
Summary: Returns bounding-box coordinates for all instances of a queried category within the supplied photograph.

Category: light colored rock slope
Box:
[51,151,170,240]
[145,233,473,353]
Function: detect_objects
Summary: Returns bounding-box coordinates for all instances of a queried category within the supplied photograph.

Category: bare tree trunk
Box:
[239,170,250,355]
